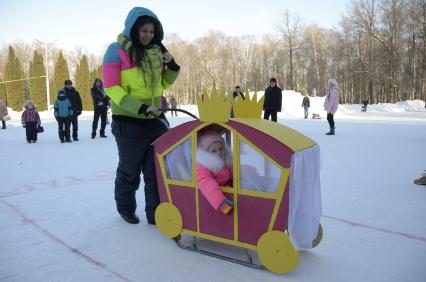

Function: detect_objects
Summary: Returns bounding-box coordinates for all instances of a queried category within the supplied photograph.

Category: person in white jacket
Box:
[323,79,340,135]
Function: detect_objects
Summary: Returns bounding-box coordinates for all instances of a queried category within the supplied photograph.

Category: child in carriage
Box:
[196,130,234,214]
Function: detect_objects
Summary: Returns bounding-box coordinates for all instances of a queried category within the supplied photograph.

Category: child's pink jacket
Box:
[196,148,233,210]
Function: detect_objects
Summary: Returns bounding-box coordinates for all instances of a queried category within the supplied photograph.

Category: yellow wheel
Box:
[312,223,323,248]
[257,231,299,274]
[155,203,182,238]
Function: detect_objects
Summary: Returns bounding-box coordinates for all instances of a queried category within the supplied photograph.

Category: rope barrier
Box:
[0,75,47,84]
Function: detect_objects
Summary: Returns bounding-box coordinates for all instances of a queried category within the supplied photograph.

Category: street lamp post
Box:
[35,39,57,111]
[43,46,50,110]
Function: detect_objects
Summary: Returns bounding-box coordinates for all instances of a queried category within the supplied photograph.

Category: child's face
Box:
[207,141,225,159]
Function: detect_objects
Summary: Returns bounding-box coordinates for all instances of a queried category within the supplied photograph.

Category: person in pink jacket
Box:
[21,101,41,143]
[196,130,233,214]
[323,78,340,135]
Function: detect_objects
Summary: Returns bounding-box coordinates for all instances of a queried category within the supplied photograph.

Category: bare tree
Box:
[277,10,304,90]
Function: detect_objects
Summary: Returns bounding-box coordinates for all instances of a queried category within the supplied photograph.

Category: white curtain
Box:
[288,144,322,249]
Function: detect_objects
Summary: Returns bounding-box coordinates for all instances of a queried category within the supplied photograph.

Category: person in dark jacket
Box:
[91,78,110,138]
[103,7,180,224]
[230,85,245,118]
[170,95,178,116]
[302,93,310,119]
[54,90,73,143]
[63,79,82,141]
[263,78,282,122]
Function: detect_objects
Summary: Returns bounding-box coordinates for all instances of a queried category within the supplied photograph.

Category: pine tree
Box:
[74,55,90,110]
[4,46,26,111]
[97,65,102,81]
[29,51,47,111]
[53,51,70,104]
[89,69,96,89]
[89,65,102,90]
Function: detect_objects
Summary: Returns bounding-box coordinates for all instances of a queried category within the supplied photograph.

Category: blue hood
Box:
[57,89,65,96]
[123,7,164,41]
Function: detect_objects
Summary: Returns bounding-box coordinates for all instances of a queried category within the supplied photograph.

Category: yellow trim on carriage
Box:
[157,153,172,203]
[268,169,290,231]
[233,118,317,152]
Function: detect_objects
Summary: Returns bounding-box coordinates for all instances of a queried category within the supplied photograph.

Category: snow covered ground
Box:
[1,93,425,281]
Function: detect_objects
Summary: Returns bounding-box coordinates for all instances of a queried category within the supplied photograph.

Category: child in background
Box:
[21,101,41,143]
[196,130,233,214]
[161,95,168,113]
[54,89,74,143]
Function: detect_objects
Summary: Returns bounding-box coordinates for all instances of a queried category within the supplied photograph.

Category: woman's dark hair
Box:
[129,16,166,68]
[92,78,103,89]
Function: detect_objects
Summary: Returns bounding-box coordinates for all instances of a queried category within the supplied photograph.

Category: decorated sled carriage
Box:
[153,87,322,274]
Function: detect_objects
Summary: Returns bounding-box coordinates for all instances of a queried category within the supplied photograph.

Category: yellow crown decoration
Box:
[196,83,231,122]
[231,89,265,118]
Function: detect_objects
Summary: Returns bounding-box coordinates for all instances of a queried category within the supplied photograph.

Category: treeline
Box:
[0,45,101,111]
[0,0,425,109]
[166,0,425,104]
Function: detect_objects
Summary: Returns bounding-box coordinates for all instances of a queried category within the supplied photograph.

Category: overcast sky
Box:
[0,0,350,55]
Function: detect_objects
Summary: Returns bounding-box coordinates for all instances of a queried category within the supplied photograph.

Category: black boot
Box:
[146,210,156,225]
[100,134,107,138]
[91,133,96,139]
[326,127,335,135]
[120,213,140,224]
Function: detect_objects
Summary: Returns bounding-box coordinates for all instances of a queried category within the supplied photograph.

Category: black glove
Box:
[138,104,149,116]
[77,110,82,116]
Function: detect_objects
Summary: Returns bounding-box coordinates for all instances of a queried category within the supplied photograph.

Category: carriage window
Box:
[164,138,193,181]
[239,140,281,193]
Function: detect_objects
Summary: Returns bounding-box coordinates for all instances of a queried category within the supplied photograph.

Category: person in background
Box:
[54,89,73,143]
[323,78,340,135]
[63,79,82,141]
[170,95,178,117]
[0,100,7,129]
[21,100,41,143]
[302,93,310,119]
[361,100,368,112]
[230,85,245,118]
[161,95,168,113]
[103,6,180,224]
[91,78,110,138]
[263,77,282,122]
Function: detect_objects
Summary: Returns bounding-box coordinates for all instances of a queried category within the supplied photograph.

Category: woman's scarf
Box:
[117,33,163,90]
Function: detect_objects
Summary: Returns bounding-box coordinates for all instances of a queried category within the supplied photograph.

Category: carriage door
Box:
[197,126,234,240]
[237,139,282,245]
